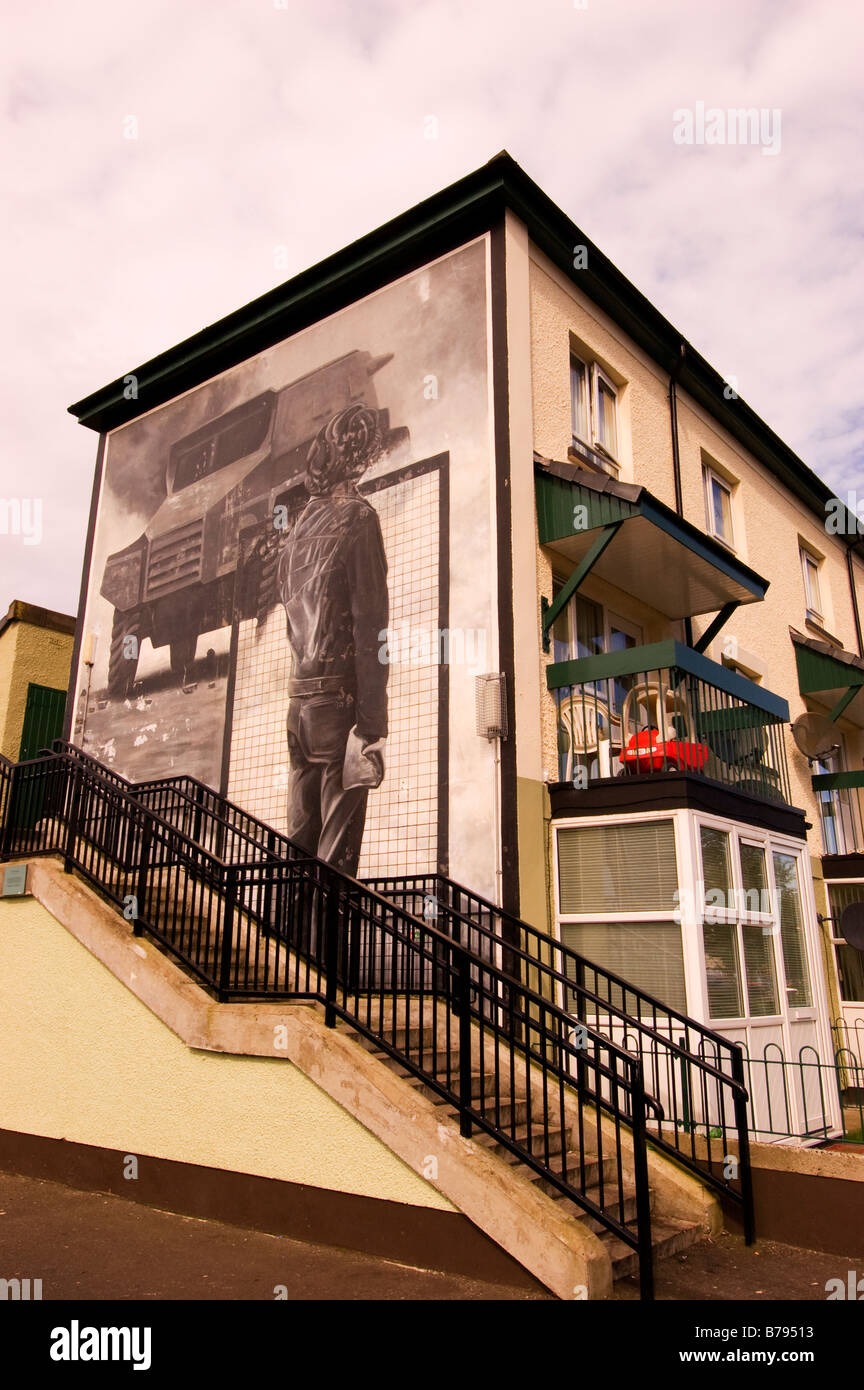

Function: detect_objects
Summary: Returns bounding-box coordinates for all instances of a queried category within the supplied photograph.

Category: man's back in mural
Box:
[278,404,389,876]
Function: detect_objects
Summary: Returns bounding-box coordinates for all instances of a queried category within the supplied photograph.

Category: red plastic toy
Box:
[624,729,710,774]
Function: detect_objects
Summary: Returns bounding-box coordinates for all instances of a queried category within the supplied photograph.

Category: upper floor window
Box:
[814,740,860,856]
[800,546,824,623]
[570,352,619,471]
[703,465,735,548]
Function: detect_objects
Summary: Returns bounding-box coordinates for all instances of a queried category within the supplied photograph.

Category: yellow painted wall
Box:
[0,620,73,759]
[526,238,864,1027]
[527,244,864,858]
[0,895,453,1210]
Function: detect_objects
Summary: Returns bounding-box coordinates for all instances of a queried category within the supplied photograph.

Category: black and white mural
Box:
[74,239,497,890]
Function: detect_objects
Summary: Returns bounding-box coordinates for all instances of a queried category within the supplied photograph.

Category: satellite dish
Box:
[791,713,840,761]
[839,902,864,952]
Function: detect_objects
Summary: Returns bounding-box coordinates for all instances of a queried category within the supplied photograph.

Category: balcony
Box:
[547,640,794,817]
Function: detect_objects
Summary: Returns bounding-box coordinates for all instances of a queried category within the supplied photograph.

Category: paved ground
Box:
[614,1228,863,1301]
[1,1171,859,1301]
[0,1172,549,1301]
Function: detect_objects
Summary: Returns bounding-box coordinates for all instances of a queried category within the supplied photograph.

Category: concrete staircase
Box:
[1,742,732,1298]
[339,998,705,1286]
[9,855,720,1299]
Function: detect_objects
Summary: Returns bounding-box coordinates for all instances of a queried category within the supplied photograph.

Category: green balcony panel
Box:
[536,457,769,622]
[792,630,864,728]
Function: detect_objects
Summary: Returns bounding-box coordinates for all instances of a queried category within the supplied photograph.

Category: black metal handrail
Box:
[2,746,659,1297]
[50,742,297,866]
[364,872,754,1236]
[48,741,755,1237]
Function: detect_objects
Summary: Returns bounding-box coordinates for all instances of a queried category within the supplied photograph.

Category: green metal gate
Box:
[13,684,67,832]
[19,683,66,761]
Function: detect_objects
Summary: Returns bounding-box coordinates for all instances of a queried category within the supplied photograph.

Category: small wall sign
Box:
[1,865,28,897]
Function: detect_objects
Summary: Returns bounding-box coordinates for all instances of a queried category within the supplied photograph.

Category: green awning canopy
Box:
[536,457,769,621]
[792,629,864,727]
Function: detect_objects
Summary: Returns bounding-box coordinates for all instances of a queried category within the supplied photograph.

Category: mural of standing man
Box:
[278,403,389,876]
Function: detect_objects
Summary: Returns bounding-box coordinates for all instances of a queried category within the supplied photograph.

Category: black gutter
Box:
[666,342,693,645]
[847,549,864,658]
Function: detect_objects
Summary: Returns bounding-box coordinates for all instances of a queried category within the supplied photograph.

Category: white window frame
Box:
[800,546,824,623]
[551,590,643,661]
[702,465,736,550]
[569,350,620,471]
[569,352,590,446]
[551,809,838,1135]
[691,814,819,1026]
[814,745,856,856]
[550,591,643,765]
[593,365,619,463]
[695,823,780,1026]
[551,810,689,1017]
[826,878,864,1006]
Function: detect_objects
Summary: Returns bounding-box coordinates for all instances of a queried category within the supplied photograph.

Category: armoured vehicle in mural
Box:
[100,351,404,696]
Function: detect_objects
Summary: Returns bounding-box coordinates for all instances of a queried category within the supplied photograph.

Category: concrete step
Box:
[505,1147,618,1195]
[425,1091,532,1128]
[600,1217,702,1279]
[406,1067,510,1103]
[566,1185,645,1232]
[474,1122,571,1161]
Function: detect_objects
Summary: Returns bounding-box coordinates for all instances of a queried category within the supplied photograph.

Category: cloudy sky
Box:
[2,0,861,614]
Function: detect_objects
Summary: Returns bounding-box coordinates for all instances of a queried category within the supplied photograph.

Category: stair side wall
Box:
[0,873,451,1211]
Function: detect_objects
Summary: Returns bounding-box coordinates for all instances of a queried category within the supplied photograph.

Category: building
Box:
[2,154,862,1299]
[0,600,75,760]
[63,154,864,1132]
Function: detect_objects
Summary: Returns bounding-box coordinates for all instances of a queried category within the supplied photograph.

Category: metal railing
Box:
[547,647,791,806]
[47,742,756,1219]
[736,1030,864,1145]
[51,742,297,867]
[365,872,755,1236]
[0,745,665,1297]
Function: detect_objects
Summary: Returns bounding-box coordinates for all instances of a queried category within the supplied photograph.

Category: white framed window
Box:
[594,367,619,459]
[814,745,858,856]
[703,465,735,548]
[555,815,687,1011]
[695,819,814,1022]
[698,825,779,1021]
[552,809,827,1044]
[551,588,643,780]
[569,351,620,471]
[551,589,642,672]
[826,881,864,1004]
[800,546,824,622]
[570,353,590,445]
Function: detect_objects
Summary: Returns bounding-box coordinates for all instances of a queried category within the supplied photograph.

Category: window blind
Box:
[700,825,731,900]
[773,853,812,1007]
[828,882,864,919]
[557,821,678,914]
[702,921,743,1019]
[739,842,767,900]
[562,921,686,1013]
[741,924,780,1016]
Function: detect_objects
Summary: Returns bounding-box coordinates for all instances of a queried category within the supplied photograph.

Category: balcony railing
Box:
[547,640,792,807]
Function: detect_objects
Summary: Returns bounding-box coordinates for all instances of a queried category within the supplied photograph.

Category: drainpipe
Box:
[846,545,864,658]
[668,342,694,648]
